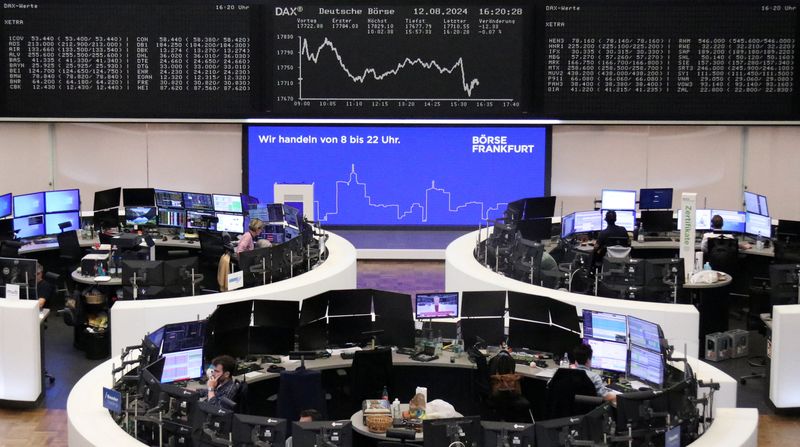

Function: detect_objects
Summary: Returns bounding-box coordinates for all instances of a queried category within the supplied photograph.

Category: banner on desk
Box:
[227,271,244,291]
[679,193,697,279]
[103,387,122,413]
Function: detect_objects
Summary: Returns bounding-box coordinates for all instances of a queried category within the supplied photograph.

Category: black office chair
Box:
[0,240,22,258]
[510,237,544,284]
[57,230,85,292]
[544,368,599,420]
[484,351,532,423]
[276,368,327,423]
[707,236,739,276]
[350,348,393,412]
[485,218,517,273]
[198,231,226,290]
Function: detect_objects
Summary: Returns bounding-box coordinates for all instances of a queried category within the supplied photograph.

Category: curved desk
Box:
[109,231,357,354]
[68,349,746,447]
[0,300,43,407]
[446,230,702,357]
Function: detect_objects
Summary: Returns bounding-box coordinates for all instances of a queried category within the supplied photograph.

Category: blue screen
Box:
[0,193,11,218]
[639,188,673,210]
[561,213,575,238]
[13,192,44,217]
[45,211,81,235]
[628,316,661,352]
[247,125,549,225]
[14,215,45,238]
[582,309,628,343]
[745,212,772,238]
[45,189,80,213]
[711,209,746,233]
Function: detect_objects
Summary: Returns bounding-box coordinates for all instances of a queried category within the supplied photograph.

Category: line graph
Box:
[297,36,498,101]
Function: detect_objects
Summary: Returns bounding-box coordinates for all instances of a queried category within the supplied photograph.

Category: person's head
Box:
[36,262,44,282]
[711,214,724,230]
[604,210,617,226]
[298,409,322,422]
[248,218,264,236]
[571,343,593,367]
[211,355,236,383]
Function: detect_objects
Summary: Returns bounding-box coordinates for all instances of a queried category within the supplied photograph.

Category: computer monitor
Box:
[300,292,329,325]
[415,292,459,319]
[242,194,260,213]
[154,189,184,209]
[677,209,712,231]
[13,192,44,217]
[615,390,669,437]
[139,358,165,410]
[297,318,328,351]
[560,213,575,239]
[162,320,206,353]
[327,289,373,316]
[253,300,300,328]
[711,209,746,233]
[517,196,557,219]
[45,211,80,234]
[629,345,665,387]
[482,421,535,447]
[372,289,414,321]
[144,326,165,359]
[461,290,506,317]
[601,209,635,231]
[584,337,628,373]
[158,208,185,228]
[582,309,628,343]
[639,188,673,210]
[238,246,272,287]
[516,218,552,241]
[121,260,164,287]
[535,415,584,447]
[573,210,602,233]
[216,212,245,234]
[208,300,253,335]
[327,315,373,347]
[182,192,214,211]
[628,315,662,352]
[247,325,296,356]
[266,203,284,222]
[93,187,121,211]
[163,257,199,295]
[212,194,243,213]
[639,210,674,233]
[0,257,37,297]
[508,318,580,355]
[160,347,204,383]
[122,188,155,207]
[777,219,800,237]
[283,205,300,227]
[423,417,481,447]
[744,191,769,216]
[93,208,120,230]
[194,401,235,442]
[125,206,158,227]
[186,210,216,230]
[745,212,772,238]
[292,421,352,447]
[45,189,80,213]
[601,189,636,211]
[0,193,11,219]
[13,215,45,239]
[232,415,287,447]
[460,317,505,346]
[769,264,800,306]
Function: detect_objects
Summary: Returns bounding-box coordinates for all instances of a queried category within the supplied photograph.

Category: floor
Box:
[1,259,798,446]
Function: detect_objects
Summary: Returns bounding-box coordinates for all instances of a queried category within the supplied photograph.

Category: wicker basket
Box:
[366,414,393,434]
[84,291,106,305]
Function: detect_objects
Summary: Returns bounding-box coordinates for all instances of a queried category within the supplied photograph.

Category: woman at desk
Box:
[236,218,266,255]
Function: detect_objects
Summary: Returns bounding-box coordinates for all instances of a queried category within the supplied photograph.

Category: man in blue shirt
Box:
[199,355,240,409]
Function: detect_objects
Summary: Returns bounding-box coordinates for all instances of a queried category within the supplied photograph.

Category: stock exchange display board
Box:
[1,0,798,120]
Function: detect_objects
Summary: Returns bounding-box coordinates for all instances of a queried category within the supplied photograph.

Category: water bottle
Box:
[703,262,712,271]
[391,398,401,418]
[382,385,389,400]
[559,352,570,368]
[434,331,443,357]
[636,222,644,242]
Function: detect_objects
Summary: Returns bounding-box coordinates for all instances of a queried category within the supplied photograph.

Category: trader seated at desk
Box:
[700,214,750,254]
[235,218,269,255]
[570,343,617,403]
[36,262,54,310]
[593,210,630,264]
[198,355,241,408]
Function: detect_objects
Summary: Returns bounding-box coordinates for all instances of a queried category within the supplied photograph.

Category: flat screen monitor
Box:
[508,318,580,355]
[266,203,284,222]
[122,188,155,207]
[186,210,216,230]
[45,189,80,213]
[155,189,184,209]
[582,309,628,343]
[677,209,712,231]
[297,318,328,351]
[216,213,245,234]
[158,208,185,228]
[292,421,352,447]
[521,196,557,219]
[744,191,769,216]
[584,337,628,373]
[0,257,37,295]
[13,192,44,217]
[629,345,665,387]
[93,208,120,230]
[746,212,772,238]
[560,213,575,238]
[601,189,636,211]
[482,421,534,447]
[328,315,373,347]
[639,210,674,233]
[232,415,287,447]
[160,347,204,383]
[248,325,295,356]
[45,211,80,235]
[93,187,120,211]
[0,193,11,219]
[628,316,662,352]
[242,194,260,212]
[300,292,329,325]
[162,320,206,353]
[253,300,300,328]
[125,206,158,227]
[213,194,243,213]
[415,292,459,319]
[711,209,746,233]
[777,219,800,237]
[147,327,165,353]
[601,209,636,231]
[121,260,164,287]
[163,257,200,293]
[13,214,45,239]
[372,290,414,321]
[183,192,214,211]
[423,417,481,447]
[328,289,373,316]
[461,290,506,317]
[573,210,601,233]
[283,205,300,227]
[460,318,505,346]
[639,188,673,210]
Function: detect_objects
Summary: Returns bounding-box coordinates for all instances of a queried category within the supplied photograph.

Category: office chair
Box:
[198,231,226,290]
[485,218,517,273]
[484,351,532,423]
[0,240,22,257]
[544,368,599,419]
[57,230,85,292]
[511,237,544,284]
[707,236,739,276]
[350,348,393,412]
[276,368,327,422]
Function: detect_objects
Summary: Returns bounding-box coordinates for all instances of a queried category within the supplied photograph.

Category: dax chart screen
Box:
[246,125,550,226]
[270,3,529,117]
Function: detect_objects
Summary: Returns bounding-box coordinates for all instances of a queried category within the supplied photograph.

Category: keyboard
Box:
[340,352,355,360]
[643,236,674,242]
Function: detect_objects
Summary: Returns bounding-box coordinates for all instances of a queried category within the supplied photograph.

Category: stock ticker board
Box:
[1,0,798,120]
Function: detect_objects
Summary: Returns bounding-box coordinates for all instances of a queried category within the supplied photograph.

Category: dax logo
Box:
[275,6,302,16]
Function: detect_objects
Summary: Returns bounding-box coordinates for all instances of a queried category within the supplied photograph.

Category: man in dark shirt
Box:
[199,355,240,409]
[36,263,55,310]
[593,210,630,265]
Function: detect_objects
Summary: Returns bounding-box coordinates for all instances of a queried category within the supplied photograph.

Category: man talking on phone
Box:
[199,355,240,408]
